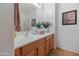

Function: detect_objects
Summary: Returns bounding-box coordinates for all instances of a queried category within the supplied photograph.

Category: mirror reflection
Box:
[14,3,54,37]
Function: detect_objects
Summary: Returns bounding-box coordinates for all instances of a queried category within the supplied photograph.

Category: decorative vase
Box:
[44,28,49,33]
[36,28,44,35]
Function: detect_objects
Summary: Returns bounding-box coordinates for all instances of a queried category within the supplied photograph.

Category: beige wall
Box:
[0,3,14,56]
[56,3,79,52]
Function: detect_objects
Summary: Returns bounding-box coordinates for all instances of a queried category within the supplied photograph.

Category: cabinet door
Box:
[50,38,53,50]
[37,38,45,56]
[46,39,50,55]
[22,41,38,56]
[25,50,37,56]
[15,48,21,56]
[49,35,54,50]
[38,45,45,56]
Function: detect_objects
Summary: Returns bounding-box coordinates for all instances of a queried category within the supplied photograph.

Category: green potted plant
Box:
[36,22,42,28]
[42,22,51,28]
[35,22,44,34]
[42,22,51,32]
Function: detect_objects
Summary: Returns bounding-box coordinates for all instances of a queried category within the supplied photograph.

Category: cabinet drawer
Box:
[50,34,54,39]
[22,42,37,56]
[46,34,54,40]
[37,38,45,47]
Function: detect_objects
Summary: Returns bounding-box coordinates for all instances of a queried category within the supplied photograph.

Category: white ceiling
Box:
[19,3,37,14]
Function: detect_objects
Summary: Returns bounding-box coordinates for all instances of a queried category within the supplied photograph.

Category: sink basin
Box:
[15,31,42,39]
[27,34,40,36]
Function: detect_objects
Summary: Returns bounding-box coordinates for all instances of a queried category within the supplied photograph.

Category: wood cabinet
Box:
[45,36,50,55]
[15,48,21,56]
[15,34,55,56]
[49,34,54,50]
[38,45,45,56]
[45,34,54,55]
[37,38,45,56]
[21,40,38,56]
[25,50,37,56]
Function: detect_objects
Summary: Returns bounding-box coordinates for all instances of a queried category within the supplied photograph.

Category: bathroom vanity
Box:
[14,3,55,56]
[15,33,55,56]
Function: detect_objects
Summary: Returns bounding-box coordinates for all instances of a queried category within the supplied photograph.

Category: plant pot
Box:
[36,28,44,35]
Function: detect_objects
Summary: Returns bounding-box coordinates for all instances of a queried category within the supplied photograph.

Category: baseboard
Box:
[0,53,10,56]
[57,47,79,55]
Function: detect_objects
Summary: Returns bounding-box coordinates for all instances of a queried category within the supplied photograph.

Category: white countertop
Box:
[14,33,53,49]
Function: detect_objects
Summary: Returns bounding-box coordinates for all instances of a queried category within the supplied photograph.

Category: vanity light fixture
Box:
[32,3,41,8]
